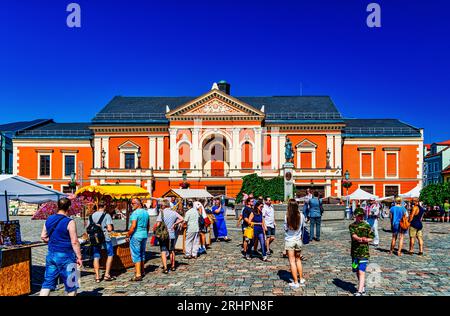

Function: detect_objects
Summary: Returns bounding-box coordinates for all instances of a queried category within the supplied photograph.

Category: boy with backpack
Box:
[87,200,115,282]
[349,208,374,296]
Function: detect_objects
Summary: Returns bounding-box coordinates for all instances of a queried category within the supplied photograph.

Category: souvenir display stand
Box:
[75,185,151,271]
[0,175,63,296]
[161,189,214,252]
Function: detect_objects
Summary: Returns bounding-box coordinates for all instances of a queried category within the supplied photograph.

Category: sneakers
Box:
[262,256,271,262]
[354,288,366,296]
[299,278,306,286]
[245,254,251,260]
[288,282,300,289]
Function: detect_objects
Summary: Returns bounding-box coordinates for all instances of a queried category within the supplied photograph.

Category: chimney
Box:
[217,80,231,95]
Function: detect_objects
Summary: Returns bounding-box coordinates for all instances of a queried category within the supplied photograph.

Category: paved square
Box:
[15,216,449,296]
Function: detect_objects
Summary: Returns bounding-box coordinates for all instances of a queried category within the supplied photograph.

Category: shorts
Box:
[42,251,78,293]
[266,227,276,237]
[130,237,147,263]
[352,258,369,272]
[159,238,176,252]
[92,240,114,259]
[285,239,302,252]
[391,224,407,235]
[409,227,423,238]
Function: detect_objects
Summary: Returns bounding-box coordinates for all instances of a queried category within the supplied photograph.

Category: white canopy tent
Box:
[162,189,214,199]
[346,188,379,200]
[0,175,65,221]
[399,185,422,199]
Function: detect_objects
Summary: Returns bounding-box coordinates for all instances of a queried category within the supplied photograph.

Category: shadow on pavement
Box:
[332,278,356,294]
[78,288,104,296]
[277,270,292,283]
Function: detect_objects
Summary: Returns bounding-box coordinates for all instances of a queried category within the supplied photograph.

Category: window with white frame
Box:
[118,140,140,169]
[359,185,375,195]
[38,154,51,177]
[360,151,374,178]
[385,151,398,178]
[295,139,317,169]
[63,154,76,177]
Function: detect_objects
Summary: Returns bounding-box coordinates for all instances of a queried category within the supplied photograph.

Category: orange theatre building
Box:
[12,81,424,198]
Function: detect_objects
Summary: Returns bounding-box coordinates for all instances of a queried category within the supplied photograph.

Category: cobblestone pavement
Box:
[13,216,449,296]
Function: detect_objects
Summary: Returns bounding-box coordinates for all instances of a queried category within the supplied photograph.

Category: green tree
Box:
[236,173,284,203]
[420,182,450,206]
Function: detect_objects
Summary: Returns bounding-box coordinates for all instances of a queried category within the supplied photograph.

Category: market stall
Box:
[75,185,150,271]
[161,189,214,252]
[399,185,422,199]
[345,188,379,201]
[0,175,63,296]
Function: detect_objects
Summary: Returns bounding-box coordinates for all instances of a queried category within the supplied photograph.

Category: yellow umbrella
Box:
[75,185,150,199]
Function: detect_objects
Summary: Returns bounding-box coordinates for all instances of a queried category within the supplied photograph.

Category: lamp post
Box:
[70,171,77,194]
[343,170,351,219]
[326,149,331,169]
[101,149,106,169]
[137,149,142,169]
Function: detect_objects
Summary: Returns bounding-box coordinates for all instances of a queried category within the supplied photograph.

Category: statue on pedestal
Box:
[285,137,294,163]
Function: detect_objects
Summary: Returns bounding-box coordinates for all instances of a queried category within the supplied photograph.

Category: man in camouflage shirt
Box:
[349,208,375,296]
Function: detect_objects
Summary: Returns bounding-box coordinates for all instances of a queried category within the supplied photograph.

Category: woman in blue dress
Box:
[212,197,231,242]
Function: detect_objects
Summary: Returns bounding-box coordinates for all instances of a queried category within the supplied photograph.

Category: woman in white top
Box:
[284,199,306,289]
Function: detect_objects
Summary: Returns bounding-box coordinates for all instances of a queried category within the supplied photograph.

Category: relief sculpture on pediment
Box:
[188,99,241,115]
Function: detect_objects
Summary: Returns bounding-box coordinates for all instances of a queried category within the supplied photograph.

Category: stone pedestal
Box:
[283,162,295,202]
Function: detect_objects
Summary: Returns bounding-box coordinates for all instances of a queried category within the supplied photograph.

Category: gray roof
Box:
[0,119,51,135]
[343,119,422,137]
[92,95,342,123]
[14,122,92,139]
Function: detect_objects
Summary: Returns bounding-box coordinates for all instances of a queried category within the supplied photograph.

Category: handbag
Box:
[243,226,254,239]
[302,226,310,245]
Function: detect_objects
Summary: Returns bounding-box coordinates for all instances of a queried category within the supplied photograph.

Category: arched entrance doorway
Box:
[202,133,230,177]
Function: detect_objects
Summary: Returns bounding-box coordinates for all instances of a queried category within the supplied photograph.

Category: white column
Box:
[253,128,262,170]
[325,179,332,197]
[102,137,109,168]
[149,137,156,169]
[156,137,164,170]
[231,128,240,170]
[191,128,200,170]
[94,137,102,169]
[279,135,286,168]
[13,144,19,175]
[417,129,424,186]
[271,133,279,170]
[326,134,334,168]
[334,135,342,170]
[169,128,178,171]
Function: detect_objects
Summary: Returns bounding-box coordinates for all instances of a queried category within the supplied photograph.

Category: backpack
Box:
[399,211,410,231]
[86,213,107,247]
[154,210,169,241]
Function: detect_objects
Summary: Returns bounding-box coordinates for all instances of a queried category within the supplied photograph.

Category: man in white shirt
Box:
[262,197,276,255]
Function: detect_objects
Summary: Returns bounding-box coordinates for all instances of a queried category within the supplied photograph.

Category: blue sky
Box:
[1,0,449,143]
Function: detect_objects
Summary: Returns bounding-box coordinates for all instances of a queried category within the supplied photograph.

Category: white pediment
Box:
[187,99,245,115]
[166,90,264,118]
[296,139,317,148]
[118,140,140,150]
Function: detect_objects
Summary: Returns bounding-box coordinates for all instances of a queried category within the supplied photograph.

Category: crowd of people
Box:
[37,190,445,296]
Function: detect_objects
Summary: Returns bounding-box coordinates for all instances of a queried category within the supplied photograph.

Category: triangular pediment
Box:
[118,140,140,150]
[166,89,264,118]
[296,139,317,148]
